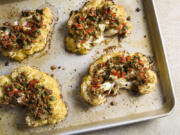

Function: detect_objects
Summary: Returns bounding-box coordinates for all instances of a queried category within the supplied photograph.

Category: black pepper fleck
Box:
[110,101,117,106]
[127,16,131,21]
[5,61,9,66]
[136,8,141,12]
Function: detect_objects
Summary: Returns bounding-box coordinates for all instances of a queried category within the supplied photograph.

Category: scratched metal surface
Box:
[0,0,172,135]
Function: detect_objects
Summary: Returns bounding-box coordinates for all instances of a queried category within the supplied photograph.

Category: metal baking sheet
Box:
[0,0,176,135]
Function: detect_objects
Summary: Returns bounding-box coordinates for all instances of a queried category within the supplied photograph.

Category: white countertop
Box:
[81,0,180,134]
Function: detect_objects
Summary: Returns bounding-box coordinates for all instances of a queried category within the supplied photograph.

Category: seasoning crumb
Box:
[127,16,131,21]
[148,56,154,64]
[136,8,141,12]
[103,46,117,53]
[143,15,146,20]
[58,66,61,69]
[110,101,117,106]
[104,39,109,45]
[0,117,1,120]
[50,74,54,77]
[62,67,65,70]
[5,61,9,66]
[50,65,56,70]
[74,69,77,72]
[144,35,147,38]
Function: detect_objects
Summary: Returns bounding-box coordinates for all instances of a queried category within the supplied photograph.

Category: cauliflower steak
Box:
[66,0,132,54]
[0,7,53,61]
[81,51,157,105]
[0,66,67,127]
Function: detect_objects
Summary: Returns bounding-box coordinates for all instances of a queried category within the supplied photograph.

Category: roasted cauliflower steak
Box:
[0,7,53,61]
[66,0,132,54]
[81,51,157,105]
[0,66,67,127]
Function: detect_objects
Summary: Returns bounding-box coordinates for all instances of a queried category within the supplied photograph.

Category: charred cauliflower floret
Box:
[0,7,53,61]
[81,51,157,105]
[66,0,132,54]
[0,66,67,127]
